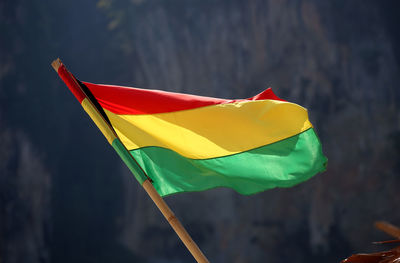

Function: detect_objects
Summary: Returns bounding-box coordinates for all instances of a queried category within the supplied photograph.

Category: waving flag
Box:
[56,62,326,197]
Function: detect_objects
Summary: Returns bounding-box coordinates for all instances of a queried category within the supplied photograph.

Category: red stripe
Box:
[83,82,285,115]
[58,64,86,103]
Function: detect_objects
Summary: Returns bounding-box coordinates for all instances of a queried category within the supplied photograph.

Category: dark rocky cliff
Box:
[0,0,399,262]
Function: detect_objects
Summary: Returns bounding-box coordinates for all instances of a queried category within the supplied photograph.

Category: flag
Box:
[73,79,327,197]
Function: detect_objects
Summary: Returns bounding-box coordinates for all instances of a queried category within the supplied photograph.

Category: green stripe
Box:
[130,128,327,197]
[112,139,148,184]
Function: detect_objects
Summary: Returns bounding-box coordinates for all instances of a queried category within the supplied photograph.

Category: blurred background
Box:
[1,0,399,262]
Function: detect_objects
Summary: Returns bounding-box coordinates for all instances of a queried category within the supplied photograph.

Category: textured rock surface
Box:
[0,0,399,262]
[0,126,51,263]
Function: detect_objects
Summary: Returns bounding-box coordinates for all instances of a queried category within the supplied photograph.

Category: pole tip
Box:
[51,58,61,72]
[375,221,400,239]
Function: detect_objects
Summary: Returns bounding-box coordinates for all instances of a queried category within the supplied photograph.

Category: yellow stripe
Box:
[81,98,117,144]
[105,100,312,159]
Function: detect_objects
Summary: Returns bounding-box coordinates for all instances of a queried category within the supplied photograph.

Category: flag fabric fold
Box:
[78,81,327,197]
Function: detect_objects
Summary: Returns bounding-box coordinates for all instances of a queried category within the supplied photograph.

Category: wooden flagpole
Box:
[51,58,210,263]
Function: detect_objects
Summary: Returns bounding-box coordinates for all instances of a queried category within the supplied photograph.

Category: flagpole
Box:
[51,58,210,263]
